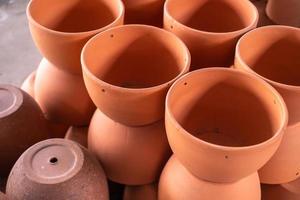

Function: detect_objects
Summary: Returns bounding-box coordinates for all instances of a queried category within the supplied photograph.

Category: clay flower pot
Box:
[235,25,300,184]
[266,0,300,27]
[262,178,300,200]
[21,71,36,97]
[27,0,124,74]
[123,183,157,200]
[159,156,261,200]
[6,139,109,200]
[88,109,171,185]
[65,126,88,147]
[122,0,165,26]
[0,85,49,177]
[164,0,258,70]
[34,58,95,126]
[82,25,190,126]
[165,68,287,183]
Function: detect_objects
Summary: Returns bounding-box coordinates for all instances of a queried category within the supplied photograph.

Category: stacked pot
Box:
[81,24,190,186]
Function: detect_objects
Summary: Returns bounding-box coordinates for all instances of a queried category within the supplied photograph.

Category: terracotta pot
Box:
[65,126,88,147]
[261,178,300,200]
[164,0,258,70]
[21,71,36,97]
[6,139,109,200]
[122,0,165,27]
[165,68,287,183]
[0,192,7,200]
[82,25,190,126]
[158,156,261,200]
[88,109,171,185]
[27,0,124,74]
[266,0,300,27]
[34,58,95,126]
[0,85,49,177]
[235,25,300,184]
[123,183,157,200]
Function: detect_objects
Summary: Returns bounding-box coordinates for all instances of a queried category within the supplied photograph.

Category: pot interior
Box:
[83,26,188,88]
[166,0,256,32]
[238,27,300,86]
[28,0,122,33]
[168,69,284,147]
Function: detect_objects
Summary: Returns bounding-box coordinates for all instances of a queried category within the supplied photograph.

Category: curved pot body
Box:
[0,85,49,177]
[65,126,88,147]
[0,192,7,200]
[34,58,95,126]
[88,109,171,185]
[158,156,261,200]
[164,0,258,70]
[27,0,124,74]
[122,0,164,26]
[262,178,300,200]
[21,71,36,97]
[235,25,300,184]
[123,183,157,200]
[165,68,287,183]
[6,139,109,200]
[266,0,300,27]
[82,25,190,126]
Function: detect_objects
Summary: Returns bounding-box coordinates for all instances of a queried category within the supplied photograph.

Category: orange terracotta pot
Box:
[0,85,49,177]
[27,0,124,74]
[266,0,300,27]
[165,68,287,183]
[65,126,88,148]
[123,183,157,200]
[235,25,300,184]
[82,25,190,126]
[34,58,95,126]
[164,0,258,70]
[158,156,261,200]
[21,71,36,97]
[122,0,165,26]
[6,139,109,200]
[88,109,171,185]
[261,178,300,200]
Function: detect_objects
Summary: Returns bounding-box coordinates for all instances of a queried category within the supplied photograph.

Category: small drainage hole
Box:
[184,82,187,86]
[225,155,228,159]
[49,157,58,165]
[102,89,105,92]
[110,34,114,38]
[171,25,174,29]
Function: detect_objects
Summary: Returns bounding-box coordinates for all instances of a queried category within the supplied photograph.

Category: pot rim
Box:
[165,67,288,151]
[0,85,23,118]
[26,0,125,36]
[81,24,191,93]
[235,25,300,91]
[164,0,259,36]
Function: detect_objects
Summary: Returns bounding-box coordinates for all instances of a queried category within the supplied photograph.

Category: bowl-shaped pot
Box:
[27,0,124,74]
[123,183,157,200]
[262,177,300,200]
[165,68,287,183]
[21,71,36,97]
[65,126,88,147]
[0,85,49,177]
[82,25,190,126]
[122,0,165,26]
[266,0,300,27]
[235,25,300,184]
[6,139,109,200]
[159,156,261,200]
[88,109,171,185]
[164,0,258,70]
[34,58,95,126]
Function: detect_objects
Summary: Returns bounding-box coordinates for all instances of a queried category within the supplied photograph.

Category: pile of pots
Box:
[0,0,299,199]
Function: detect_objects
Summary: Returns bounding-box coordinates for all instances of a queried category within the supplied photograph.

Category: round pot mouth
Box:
[26,0,124,35]
[236,25,300,91]
[0,85,23,118]
[81,24,191,92]
[164,0,259,35]
[166,67,288,151]
[23,139,84,184]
